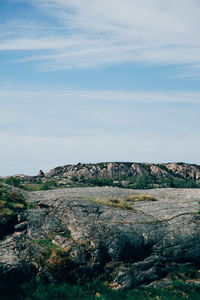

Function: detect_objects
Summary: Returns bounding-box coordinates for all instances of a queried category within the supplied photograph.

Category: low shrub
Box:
[0,184,26,214]
[4,176,21,188]
[40,180,57,190]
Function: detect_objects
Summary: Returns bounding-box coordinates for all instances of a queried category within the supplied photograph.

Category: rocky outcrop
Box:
[166,162,200,181]
[0,187,199,289]
[45,162,200,183]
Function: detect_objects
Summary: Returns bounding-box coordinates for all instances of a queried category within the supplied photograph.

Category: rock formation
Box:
[45,162,200,183]
[0,187,199,289]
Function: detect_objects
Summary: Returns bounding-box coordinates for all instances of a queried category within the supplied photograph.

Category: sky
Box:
[0,0,200,175]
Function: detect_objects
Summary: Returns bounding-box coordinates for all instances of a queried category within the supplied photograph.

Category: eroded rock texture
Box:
[0,187,200,289]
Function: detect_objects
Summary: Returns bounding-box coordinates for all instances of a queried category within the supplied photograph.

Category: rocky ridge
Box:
[46,162,200,183]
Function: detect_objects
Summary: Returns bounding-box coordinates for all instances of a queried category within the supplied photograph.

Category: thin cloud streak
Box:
[0,88,200,104]
[1,0,200,75]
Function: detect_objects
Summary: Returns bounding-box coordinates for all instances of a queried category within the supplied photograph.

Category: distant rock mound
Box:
[45,162,200,183]
[2,162,200,190]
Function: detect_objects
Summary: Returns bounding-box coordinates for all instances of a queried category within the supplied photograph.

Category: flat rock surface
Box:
[29,187,200,220]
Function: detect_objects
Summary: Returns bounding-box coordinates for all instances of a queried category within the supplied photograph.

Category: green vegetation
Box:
[1,273,200,300]
[65,175,200,190]
[71,176,79,182]
[32,234,72,266]
[23,180,58,191]
[78,177,114,187]
[163,177,199,188]
[33,238,58,248]
[129,175,154,189]
[59,231,71,239]
[40,180,57,190]
[168,264,198,281]
[32,238,60,261]
[2,169,200,191]
[4,176,21,188]
[128,175,200,189]
[22,183,43,191]
[0,184,26,215]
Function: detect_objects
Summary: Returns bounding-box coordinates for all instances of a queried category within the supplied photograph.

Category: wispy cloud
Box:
[1,0,200,75]
[1,88,200,104]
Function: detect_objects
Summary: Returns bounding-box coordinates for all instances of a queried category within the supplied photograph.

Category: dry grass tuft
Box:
[89,198,133,210]
[87,194,157,210]
[125,194,157,202]
[46,248,71,269]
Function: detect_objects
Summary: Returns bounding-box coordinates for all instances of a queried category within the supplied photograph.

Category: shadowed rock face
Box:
[0,187,200,289]
[45,162,200,183]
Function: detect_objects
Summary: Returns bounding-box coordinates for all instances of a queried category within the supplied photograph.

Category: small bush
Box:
[0,184,26,214]
[71,176,79,182]
[40,180,57,190]
[4,177,21,188]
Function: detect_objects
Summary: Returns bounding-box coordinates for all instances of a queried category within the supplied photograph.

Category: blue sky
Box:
[0,0,200,175]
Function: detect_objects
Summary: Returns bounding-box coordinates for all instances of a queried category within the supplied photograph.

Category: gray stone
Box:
[0,187,200,289]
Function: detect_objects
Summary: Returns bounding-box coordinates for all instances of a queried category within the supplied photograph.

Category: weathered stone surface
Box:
[0,187,200,289]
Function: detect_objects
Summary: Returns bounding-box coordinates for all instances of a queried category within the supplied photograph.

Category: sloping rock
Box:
[0,187,200,289]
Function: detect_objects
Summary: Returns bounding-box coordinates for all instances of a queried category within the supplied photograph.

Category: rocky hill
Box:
[0,186,200,292]
[2,162,200,190]
[44,162,200,188]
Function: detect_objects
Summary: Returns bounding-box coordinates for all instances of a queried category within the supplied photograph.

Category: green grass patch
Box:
[32,238,60,262]
[33,238,58,248]
[31,236,71,266]
[1,277,200,300]
[22,184,43,191]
